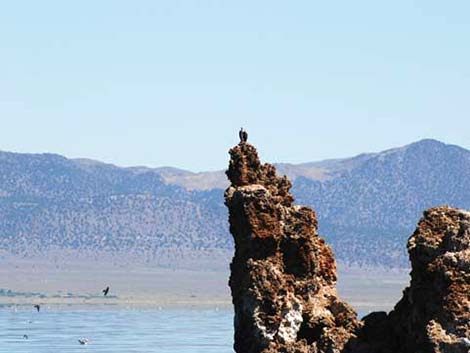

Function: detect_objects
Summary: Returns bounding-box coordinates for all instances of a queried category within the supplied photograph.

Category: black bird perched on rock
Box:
[239,128,248,143]
[102,286,109,296]
[33,304,40,312]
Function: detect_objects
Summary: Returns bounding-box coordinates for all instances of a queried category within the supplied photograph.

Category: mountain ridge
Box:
[0,138,468,269]
[151,138,467,190]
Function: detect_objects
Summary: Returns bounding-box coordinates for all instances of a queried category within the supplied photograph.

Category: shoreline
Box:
[0,296,401,314]
[0,257,410,313]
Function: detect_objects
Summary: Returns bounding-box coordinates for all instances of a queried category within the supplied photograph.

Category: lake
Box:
[0,307,234,353]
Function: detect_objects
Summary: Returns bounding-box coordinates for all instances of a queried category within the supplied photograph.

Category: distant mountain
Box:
[154,151,378,190]
[293,139,470,267]
[0,151,229,266]
[0,139,468,269]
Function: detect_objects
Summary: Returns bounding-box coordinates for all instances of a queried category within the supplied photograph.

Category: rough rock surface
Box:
[225,142,361,353]
[225,142,470,353]
[372,206,470,353]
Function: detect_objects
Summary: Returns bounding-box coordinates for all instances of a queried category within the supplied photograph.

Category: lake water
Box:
[0,308,234,352]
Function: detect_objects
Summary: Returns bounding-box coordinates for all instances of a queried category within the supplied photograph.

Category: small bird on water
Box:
[23,334,28,339]
[102,286,110,296]
[78,338,90,345]
[33,305,40,312]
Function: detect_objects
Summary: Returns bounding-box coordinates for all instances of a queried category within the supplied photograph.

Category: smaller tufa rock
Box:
[351,206,470,353]
[383,206,470,353]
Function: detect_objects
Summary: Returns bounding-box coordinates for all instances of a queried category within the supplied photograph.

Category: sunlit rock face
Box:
[225,142,360,353]
[224,141,470,353]
[385,206,470,352]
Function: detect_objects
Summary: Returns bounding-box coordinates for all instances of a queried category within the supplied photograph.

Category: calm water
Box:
[0,308,234,352]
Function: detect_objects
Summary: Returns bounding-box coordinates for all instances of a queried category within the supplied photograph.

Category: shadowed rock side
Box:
[356,206,470,353]
[224,142,360,353]
[224,142,470,353]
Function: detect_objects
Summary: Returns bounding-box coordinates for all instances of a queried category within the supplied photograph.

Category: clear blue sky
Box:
[1,1,469,171]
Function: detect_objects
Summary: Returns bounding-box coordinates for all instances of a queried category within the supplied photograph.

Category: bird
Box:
[23,334,28,339]
[102,286,110,296]
[78,338,90,345]
[239,127,248,143]
[33,305,40,312]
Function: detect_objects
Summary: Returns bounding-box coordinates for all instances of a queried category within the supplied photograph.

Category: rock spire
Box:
[225,142,360,353]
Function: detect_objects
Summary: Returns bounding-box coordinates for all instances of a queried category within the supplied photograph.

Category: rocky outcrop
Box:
[377,206,470,352]
[225,142,470,353]
[225,142,361,353]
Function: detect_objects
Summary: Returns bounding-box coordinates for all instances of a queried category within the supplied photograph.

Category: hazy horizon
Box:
[0,137,459,173]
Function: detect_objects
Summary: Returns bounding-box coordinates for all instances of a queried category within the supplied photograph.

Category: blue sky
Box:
[1,1,469,171]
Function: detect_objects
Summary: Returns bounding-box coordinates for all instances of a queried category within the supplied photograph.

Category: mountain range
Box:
[1,139,469,269]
